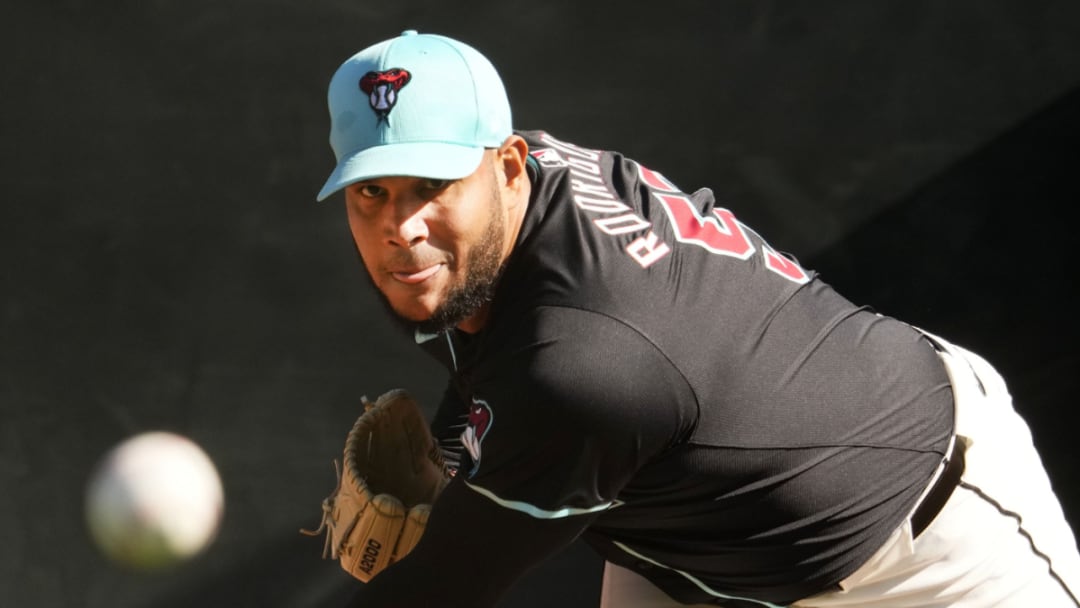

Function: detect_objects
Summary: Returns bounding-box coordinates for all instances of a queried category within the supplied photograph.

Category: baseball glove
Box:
[301,389,450,582]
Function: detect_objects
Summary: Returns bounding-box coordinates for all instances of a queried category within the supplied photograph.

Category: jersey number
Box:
[654,192,808,284]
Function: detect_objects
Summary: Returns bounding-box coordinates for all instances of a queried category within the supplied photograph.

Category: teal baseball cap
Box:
[316,30,513,201]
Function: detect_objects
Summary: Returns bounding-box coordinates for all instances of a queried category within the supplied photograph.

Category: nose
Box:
[384,195,430,247]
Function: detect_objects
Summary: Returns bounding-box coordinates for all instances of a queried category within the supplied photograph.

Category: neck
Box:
[455,170,531,336]
[456,306,490,334]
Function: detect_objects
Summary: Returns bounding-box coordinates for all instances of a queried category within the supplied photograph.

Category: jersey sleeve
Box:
[343,473,600,607]
[459,305,697,518]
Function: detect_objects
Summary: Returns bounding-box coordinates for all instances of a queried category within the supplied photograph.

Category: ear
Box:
[495,134,529,193]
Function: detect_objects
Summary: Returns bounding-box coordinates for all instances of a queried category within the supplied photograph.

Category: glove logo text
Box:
[357,538,383,575]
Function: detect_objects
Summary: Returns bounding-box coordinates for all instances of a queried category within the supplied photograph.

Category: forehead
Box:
[352,150,495,187]
[352,175,433,186]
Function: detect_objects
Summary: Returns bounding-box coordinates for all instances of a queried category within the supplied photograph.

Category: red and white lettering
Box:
[762,243,809,284]
[626,231,671,268]
[655,193,755,259]
[595,214,652,236]
[654,193,807,284]
[635,162,678,193]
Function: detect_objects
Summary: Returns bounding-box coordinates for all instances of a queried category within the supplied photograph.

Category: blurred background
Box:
[2,1,1078,606]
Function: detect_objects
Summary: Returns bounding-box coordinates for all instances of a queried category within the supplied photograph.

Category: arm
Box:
[342,309,692,606]
[343,474,599,607]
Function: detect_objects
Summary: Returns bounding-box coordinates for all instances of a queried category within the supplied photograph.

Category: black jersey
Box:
[418,131,953,606]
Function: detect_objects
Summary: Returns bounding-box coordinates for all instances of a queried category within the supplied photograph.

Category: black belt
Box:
[910,438,967,538]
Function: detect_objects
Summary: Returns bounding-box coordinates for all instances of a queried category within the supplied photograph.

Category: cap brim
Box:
[316,142,486,201]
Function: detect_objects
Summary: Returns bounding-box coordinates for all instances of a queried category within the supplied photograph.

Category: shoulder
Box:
[480,305,695,430]
[463,306,697,490]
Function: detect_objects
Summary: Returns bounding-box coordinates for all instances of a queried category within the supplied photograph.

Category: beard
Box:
[414,204,506,334]
[364,185,508,337]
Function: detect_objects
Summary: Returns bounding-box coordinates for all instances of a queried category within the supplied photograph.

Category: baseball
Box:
[85,431,225,570]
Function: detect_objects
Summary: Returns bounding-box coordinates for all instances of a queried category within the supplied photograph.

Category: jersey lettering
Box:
[571,178,609,197]
[568,156,602,176]
[635,161,679,193]
[573,195,631,214]
[627,231,672,268]
[533,133,671,268]
[655,193,755,259]
[762,242,809,284]
[655,192,808,284]
[595,214,652,236]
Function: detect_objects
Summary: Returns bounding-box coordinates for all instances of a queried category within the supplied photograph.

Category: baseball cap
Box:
[316,30,512,201]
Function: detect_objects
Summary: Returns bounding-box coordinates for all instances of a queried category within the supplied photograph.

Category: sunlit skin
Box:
[344,135,531,334]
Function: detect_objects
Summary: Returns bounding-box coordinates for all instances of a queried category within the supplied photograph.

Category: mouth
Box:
[391,263,445,285]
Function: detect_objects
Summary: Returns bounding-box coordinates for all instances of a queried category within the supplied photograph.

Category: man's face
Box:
[344,152,508,333]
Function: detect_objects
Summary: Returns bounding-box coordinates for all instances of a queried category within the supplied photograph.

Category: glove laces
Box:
[299,459,347,559]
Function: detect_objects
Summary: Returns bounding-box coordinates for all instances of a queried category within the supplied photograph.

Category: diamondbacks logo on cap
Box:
[359,68,411,124]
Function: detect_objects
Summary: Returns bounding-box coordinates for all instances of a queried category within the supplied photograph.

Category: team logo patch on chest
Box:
[460,398,493,477]
[359,68,411,124]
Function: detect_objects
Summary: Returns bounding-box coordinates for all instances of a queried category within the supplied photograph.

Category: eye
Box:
[420,178,451,191]
[356,183,386,198]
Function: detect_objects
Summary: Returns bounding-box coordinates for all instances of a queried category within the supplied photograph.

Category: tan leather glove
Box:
[301,389,450,581]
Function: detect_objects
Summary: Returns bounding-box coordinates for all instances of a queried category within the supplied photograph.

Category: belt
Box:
[910,437,966,538]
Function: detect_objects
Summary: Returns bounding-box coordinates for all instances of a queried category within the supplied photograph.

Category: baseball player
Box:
[308,30,1080,607]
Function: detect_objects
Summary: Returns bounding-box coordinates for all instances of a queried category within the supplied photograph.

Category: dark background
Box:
[2,1,1079,606]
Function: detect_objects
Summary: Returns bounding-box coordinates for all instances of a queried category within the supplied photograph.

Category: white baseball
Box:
[85,431,225,570]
